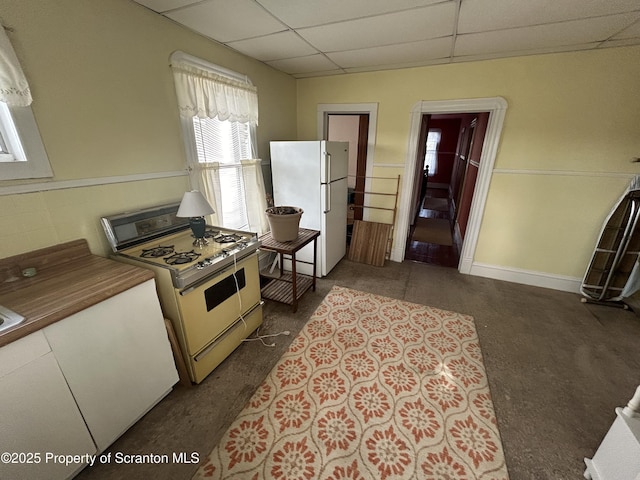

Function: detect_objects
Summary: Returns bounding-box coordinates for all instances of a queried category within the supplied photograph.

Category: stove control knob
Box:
[197,258,215,269]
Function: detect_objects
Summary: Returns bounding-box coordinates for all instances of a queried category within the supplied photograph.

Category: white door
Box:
[322,141,349,183]
[271,141,322,230]
[0,332,96,480]
[44,280,178,452]
[322,177,348,275]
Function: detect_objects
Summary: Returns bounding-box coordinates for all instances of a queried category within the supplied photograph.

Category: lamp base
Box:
[189,217,209,247]
[192,237,209,248]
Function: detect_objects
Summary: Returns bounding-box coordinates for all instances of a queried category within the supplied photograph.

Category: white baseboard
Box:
[469,262,582,293]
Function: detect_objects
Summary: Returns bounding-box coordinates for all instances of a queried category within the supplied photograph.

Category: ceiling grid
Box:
[134,0,640,77]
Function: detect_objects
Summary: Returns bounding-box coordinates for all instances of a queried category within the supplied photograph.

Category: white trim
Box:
[494,168,635,178]
[0,170,187,195]
[0,104,53,180]
[318,103,378,221]
[470,262,582,293]
[398,97,508,269]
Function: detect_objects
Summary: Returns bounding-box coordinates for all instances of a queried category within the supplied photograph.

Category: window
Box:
[171,51,268,235]
[0,101,24,160]
[423,129,441,176]
[192,116,253,230]
[0,27,52,181]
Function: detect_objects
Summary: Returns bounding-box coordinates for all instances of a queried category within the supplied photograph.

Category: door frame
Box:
[397,97,508,273]
[318,103,378,221]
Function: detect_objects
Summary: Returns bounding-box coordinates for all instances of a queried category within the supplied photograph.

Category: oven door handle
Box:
[179,260,243,296]
[194,301,264,362]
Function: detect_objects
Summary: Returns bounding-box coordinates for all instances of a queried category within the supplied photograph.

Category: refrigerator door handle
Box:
[324,183,331,214]
[325,151,331,184]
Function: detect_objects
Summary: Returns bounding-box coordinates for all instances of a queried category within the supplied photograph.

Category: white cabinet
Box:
[43,279,179,452]
[0,279,178,480]
[584,404,640,480]
[0,332,96,480]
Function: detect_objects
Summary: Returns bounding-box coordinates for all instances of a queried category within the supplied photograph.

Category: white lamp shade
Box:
[176,191,215,217]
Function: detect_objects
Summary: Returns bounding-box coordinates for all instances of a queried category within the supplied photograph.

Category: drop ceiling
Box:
[134,0,640,78]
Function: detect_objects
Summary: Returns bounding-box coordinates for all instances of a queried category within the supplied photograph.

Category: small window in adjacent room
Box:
[423,129,441,176]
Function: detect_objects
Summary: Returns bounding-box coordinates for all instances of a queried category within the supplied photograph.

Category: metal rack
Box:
[347,175,400,264]
[581,177,640,308]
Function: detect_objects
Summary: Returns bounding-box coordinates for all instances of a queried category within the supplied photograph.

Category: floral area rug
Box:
[194,286,509,479]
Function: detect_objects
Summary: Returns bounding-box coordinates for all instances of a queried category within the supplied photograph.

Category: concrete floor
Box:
[77,259,640,480]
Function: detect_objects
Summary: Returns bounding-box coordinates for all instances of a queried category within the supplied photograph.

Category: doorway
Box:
[327,114,369,243]
[407,112,490,267]
[406,114,466,267]
[318,102,379,232]
[396,98,508,273]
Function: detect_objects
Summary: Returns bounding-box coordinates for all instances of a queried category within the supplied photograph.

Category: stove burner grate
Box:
[164,250,201,265]
[190,228,220,239]
[214,233,243,244]
[140,245,175,258]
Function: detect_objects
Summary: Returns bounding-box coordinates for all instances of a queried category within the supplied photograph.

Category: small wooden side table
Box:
[259,228,320,313]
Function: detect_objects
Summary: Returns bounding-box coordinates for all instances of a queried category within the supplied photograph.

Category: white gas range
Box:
[101,203,263,384]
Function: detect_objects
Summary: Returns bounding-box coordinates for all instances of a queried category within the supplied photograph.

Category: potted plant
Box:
[265,206,303,242]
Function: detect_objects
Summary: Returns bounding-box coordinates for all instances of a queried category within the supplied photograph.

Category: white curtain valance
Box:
[0,27,31,107]
[171,63,258,124]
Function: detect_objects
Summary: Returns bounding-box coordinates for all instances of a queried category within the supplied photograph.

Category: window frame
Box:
[0,102,52,180]
[172,52,259,231]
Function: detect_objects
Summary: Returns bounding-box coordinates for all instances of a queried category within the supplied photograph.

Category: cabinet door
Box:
[0,350,96,480]
[44,280,178,452]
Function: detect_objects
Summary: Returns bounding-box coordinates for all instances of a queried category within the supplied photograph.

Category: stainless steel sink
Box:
[0,305,25,333]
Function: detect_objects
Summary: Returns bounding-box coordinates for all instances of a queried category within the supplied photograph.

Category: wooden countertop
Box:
[0,239,154,348]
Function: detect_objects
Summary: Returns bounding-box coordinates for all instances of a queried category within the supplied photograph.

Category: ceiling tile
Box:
[458,0,640,33]
[455,14,639,57]
[134,0,640,77]
[611,18,640,39]
[344,57,450,74]
[256,0,447,28]
[266,54,341,75]
[327,37,452,69]
[227,31,318,61]
[601,38,640,49]
[134,0,200,13]
[165,0,286,43]
[297,2,457,52]
[453,43,597,63]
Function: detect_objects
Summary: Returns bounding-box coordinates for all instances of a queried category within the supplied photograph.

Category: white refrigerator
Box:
[270,140,348,277]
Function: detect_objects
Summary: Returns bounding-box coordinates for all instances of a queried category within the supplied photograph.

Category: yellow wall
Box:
[1,0,639,285]
[297,46,640,280]
[0,0,296,257]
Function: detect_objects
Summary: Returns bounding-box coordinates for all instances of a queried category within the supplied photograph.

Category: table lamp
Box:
[176,190,215,247]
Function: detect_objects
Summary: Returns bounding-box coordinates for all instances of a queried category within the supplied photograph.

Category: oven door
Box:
[176,253,261,355]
